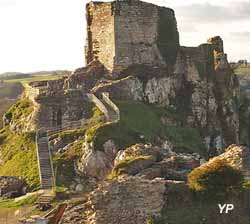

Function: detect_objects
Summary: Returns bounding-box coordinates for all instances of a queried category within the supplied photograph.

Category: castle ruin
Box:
[15,0,239,150]
[85,0,180,73]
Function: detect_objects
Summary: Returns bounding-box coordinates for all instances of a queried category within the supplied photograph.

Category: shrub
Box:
[4,99,33,125]
[188,159,243,197]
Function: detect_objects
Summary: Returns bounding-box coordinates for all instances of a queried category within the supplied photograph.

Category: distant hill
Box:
[0,72,22,76]
[0,70,71,81]
[0,70,71,86]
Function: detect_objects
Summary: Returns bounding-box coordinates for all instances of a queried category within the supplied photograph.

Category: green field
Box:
[235,67,250,75]
[4,74,63,86]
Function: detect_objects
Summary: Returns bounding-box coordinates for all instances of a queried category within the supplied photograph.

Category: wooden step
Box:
[36,130,55,191]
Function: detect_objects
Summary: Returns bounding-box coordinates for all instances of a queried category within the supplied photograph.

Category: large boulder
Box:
[0,176,27,198]
[76,140,117,180]
[196,144,250,179]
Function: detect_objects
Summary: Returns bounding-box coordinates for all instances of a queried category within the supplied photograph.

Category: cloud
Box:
[229,31,250,42]
[178,23,198,33]
[175,1,250,23]
[0,0,17,6]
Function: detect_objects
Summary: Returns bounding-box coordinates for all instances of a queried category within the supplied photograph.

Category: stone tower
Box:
[85,0,180,74]
[207,36,228,70]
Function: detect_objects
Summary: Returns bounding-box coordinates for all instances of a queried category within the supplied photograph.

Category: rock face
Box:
[76,140,117,180]
[62,176,166,224]
[93,41,240,153]
[113,144,200,181]
[0,176,27,198]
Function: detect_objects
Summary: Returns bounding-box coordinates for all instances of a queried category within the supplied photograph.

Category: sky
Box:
[0,0,249,73]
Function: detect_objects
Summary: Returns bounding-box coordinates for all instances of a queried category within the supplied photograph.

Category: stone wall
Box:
[85,2,115,71]
[113,1,166,72]
[35,90,87,128]
[85,0,180,74]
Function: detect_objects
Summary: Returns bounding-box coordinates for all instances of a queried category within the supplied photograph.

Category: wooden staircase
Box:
[36,130,55,205]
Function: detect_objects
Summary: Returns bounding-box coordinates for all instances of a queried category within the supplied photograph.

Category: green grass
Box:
[0,129,39,188]
[0,195,38,208]
[53,137,85,187]
[5,99,33,123]
[87,101,205,155]
[164,126,205,154]
[235,67,250,75]
[5,74,62,86]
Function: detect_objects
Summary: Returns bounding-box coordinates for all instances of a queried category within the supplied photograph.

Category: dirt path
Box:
[0,206,34,224]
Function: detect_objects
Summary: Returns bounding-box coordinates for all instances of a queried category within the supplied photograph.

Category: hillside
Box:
[0,82,24,128]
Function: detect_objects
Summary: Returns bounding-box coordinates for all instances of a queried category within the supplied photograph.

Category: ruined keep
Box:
[85,0,180,73]
[8,0,240,156]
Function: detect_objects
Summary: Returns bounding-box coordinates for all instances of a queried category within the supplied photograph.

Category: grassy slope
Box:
[89,101,205,155]
[0,129,39,188]
[0,99,38,188]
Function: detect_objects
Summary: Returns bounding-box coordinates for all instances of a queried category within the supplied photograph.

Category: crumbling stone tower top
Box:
[207,36,228,70]
[85,0,180,74]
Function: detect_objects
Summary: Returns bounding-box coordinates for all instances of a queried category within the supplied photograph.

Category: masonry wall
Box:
[85,2,115,71]
[85,1,180,74]
[35,91,87,128]
[113,1,166,72]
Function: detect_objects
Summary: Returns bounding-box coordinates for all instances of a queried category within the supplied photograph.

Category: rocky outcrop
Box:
[3,99,36,134]
[195,144,250,179]
[62,176,166,224]
[113,144,200,181]
[0,176,27,198]
[76,140,117,180]
[92,38,240,154]
[76,141,201,182]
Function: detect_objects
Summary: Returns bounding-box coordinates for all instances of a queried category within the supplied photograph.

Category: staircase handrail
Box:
[102,92,120,122]
[86,93,109,120]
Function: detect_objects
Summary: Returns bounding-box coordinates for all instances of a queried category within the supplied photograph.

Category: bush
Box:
[188,159,243,197]
[4,99,33,124]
